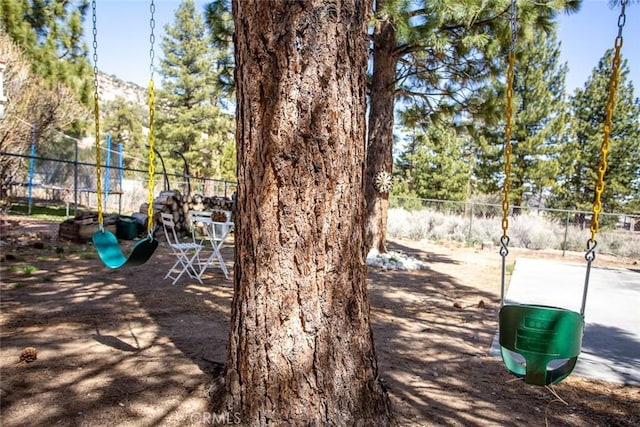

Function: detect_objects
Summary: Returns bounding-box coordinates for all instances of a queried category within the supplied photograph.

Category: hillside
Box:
[97,71,147,107]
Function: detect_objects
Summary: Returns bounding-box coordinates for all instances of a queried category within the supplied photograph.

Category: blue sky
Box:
[86,0,638,96]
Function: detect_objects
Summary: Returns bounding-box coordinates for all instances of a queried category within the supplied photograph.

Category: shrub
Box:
[386,207,640,259]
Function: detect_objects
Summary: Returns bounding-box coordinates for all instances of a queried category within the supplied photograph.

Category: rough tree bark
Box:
[226,0,391,425]
[364,0,396,254]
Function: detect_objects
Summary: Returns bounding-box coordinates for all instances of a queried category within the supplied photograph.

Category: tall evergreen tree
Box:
[551,49,640,214]
[475,28,571,209]
[395,116,472,201]
[364,0,580,253]
[0,0,92,106]
[102,97,147,175]
[204,0,234,104]
[156,0,234,182]
[227,1,391,423]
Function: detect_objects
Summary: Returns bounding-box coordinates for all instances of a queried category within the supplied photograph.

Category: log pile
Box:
[147,190,235,238]
[58,212,118,242]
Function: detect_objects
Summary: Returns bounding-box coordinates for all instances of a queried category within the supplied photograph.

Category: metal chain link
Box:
[149,0,156,81]
[91,0,103,230]
[588,0,626,245]
[499,0,517,307]
[500,0,517,245]
[581,0,627,316]
[146,0,156,236]
[509,0,518,53]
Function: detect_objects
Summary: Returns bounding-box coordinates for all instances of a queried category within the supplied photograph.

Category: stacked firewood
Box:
[142,190,235,238]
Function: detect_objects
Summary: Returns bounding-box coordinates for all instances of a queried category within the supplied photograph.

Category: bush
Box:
[386,207,640,259]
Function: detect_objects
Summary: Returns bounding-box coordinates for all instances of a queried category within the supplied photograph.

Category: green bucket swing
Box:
[496,0,627,386]
[90,0,159,268]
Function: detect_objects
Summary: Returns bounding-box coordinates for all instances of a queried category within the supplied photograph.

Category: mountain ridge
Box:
[97,71,147,107]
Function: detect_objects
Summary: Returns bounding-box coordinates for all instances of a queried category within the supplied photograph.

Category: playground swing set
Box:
[496,0,628,386]
[90,0,159,268]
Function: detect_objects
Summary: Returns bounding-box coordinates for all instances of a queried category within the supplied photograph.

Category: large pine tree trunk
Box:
[227,1,391,425]
[364,0,397,254]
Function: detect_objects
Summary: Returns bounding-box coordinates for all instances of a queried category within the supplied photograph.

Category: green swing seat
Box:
[93,230,158,269]
[499,304,585,386]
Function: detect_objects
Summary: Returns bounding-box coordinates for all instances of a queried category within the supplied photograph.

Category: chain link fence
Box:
[0,150,236,216]
[2,150,638,258]
[390,196,640,258]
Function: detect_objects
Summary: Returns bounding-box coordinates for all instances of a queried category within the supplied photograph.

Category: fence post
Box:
[27,126,36,215]
[74,138,79,216]
[562,211,570,257]
[467,201,474,244]
[118,143,123,215]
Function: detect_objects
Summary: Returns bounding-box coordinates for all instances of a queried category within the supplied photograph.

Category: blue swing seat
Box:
[499,304,584,386]
[93,230,158,269]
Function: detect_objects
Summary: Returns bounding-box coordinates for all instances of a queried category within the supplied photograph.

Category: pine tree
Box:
[204,0,234,104]
[0,0,92,106]
[483,28,570,210]
[364,0,580,253]
[552,50,640,215]
[102,97,147,175]
[155,0,234,182]
[395,117,472,201]
[227,1,391,423]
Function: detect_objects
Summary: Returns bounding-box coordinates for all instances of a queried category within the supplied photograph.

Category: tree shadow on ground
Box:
[0,237,232,426]
[1,233,638,426]
[369,240,640,426]
[580,323,640,385]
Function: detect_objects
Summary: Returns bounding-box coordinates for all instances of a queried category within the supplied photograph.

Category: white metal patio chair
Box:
[160,212,204,285]
[189,210,234,279]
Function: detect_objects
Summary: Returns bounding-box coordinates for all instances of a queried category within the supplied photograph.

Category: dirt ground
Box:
[0,215,638,426]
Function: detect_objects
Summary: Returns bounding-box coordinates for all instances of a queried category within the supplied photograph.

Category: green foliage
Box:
[387,0,575,117]
[204,0,235,102]
[550,50,640,213]
[7,264,38,275]
[382,0,580,238]
[0,0,92,105]
[102,98,147,174]
[7,200,70,220]
[474,29,570,208]
[155,0,235,181]
[22,265,38,275]
[394,118,472,201]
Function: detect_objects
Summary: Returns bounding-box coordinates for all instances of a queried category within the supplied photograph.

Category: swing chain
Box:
[499,235,509,257]
[581,0,626,317]
[146,0,157,238]
[500,0,517,244]
[508,0,518,53]
[91,0,103,231]
[587,0,626,247]
[149,0,156,81]
[498,0,517,308]
[585,239,597,263]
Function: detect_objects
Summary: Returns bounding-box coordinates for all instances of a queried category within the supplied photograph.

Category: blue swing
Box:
[90,0,159,269]
[93,230,158,269]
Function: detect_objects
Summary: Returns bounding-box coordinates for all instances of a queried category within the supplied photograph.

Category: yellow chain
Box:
[500,0,517,243]
[146,80,155,234]
[146,0,156,236]
[501,53,515,240]
[91,0,103,229]
[589,0,625,242]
